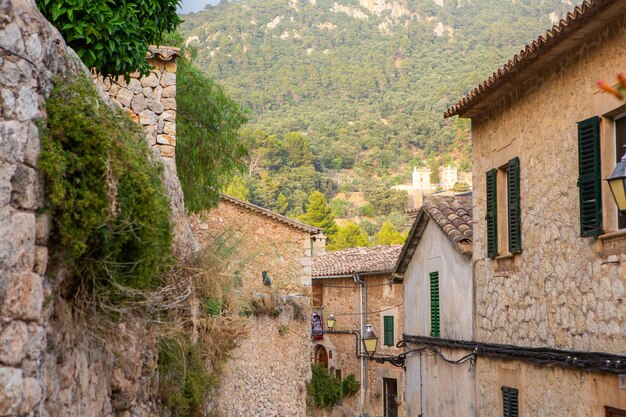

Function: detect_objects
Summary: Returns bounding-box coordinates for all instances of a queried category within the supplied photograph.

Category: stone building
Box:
[189,194,324,416]
[311,245,405,417]
[443,1,626,415]
[394,196,474,417]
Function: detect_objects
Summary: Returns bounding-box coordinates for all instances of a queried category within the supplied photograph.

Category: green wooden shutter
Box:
[502,386,519,417]
[577,116,602,237]
[383,316,394,346]
[507,157,522,253]
[486,169,498,258]
[429,271,440,337]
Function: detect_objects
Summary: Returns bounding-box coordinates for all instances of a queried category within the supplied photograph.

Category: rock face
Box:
[0,1,185,416]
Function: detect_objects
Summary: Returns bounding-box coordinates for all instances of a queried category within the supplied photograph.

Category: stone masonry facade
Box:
[0,1,188,416]
[470,6,626,415]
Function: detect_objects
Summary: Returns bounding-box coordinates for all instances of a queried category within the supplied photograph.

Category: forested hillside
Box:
[178,0,574,233]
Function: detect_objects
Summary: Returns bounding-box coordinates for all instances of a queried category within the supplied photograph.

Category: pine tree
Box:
[277,193,289,214]
[223,176,250,201]
[374,221,407,245]
[299,191,338,238]
[327,221,370,251]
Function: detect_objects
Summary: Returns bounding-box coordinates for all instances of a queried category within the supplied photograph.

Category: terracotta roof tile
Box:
[444,0,621,119]
[220,193,321,234]
[312,245,403,278]
[394,195,473,274]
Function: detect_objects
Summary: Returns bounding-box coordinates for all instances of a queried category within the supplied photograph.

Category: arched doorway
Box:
[314,345,328,369]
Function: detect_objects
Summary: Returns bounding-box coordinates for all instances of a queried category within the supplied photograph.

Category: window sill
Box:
[495,253,515,261]
[598,229,626,242]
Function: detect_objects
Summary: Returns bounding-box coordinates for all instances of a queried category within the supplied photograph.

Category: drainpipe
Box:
[353,273,367,414]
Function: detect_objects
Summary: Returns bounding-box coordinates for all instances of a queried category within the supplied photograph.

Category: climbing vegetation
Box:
[39,75,172,300]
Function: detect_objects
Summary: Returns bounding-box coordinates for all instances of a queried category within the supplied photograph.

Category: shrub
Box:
[308,364,343,408]
[342,374,360,396]
[39,75,172,299]
[37,0,180,78]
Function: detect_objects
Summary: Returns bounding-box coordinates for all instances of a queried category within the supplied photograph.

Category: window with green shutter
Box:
[577,116,602,237]
[502,386,519,417]
[507,157,522,253]
[383,316,394,346]
[429,271,440,337]
[486,169,498,258]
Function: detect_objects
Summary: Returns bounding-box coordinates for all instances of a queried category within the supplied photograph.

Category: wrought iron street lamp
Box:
[606,152,626,212]
[362,324,378,356]
[327,312,335,331]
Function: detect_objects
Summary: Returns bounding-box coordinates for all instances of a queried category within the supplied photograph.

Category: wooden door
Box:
[314,345,328,369]
[607,407,626,417]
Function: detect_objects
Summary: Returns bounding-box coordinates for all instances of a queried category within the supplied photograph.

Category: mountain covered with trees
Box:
[177,0,575,241]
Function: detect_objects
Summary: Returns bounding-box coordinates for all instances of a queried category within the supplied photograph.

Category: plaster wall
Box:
[403,219,474,416]
[312,274,405,417]
[470,8,626,416]
[403,220,473,340]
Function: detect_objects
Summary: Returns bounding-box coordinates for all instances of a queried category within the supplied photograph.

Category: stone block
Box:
[17,86,39,121]
[0,59,20,87]
[162,85,176,98]
[153,85,163,101]
[159,145,175,158]
[156,134,175,146]
[0,321,27,366]
[0,367,23,415]
[161,110,176,122]
[0,161,15,207]
[131,94,147,114]
[147,99,164,114]
[109,83,121,97]
[142,87,153,99]
[24,324,45,361]
[117,88,134,107]
[163,122,176,136]
[127,78,143,93]
[10,163,41,210]
[162,98,176,111]
[23,121,40,167]
[138,110,158,126]
[160,71,176,87]
[19,377,41,415]
[33,246,47,276]
[125,107,139,124]
[24,33,42,62]
[140,73,159,88]
[1,271,43,321]
[0,207,35,271]
[0,89,15,118]
[35,213,50,245]
[0,120,27,163]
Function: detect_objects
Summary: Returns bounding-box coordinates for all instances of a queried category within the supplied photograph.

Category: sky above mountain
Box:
[178,0,219,14]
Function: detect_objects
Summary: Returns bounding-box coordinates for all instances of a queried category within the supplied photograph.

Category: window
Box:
[486,157,522,258]
[429,271,440,337]
[501,386,519,417]
[614,114,626,229]
[606,406,626,417]
[383,316,394,346]
[578,116,603,236]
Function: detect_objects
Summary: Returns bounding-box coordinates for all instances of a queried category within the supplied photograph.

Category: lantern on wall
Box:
[606,152,626,212]
[327,312,335,331]
[362,324,378,356]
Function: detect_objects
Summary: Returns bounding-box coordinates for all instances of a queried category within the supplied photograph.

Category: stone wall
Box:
[470,7,626,416]
[0,1,188,416]
[214,298,311,417]
[189,197,317,293]
[312,274,405,417]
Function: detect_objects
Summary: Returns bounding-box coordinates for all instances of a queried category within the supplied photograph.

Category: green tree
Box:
[327,222,370,251]
[277,193,289,214]
[374,221,406,245]
[175,46,248,212]
[223,176,250,201]
[299,191,338,238]
[37,0,180,78]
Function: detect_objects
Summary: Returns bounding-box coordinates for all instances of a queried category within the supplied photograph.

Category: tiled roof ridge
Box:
[444,0,605,118]
[422,195,473,244]
[219,193,321,234]
[312,245,403,277]
[147,45,181,61]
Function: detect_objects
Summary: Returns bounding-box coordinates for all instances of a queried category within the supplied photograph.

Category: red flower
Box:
[597,79,624,100]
